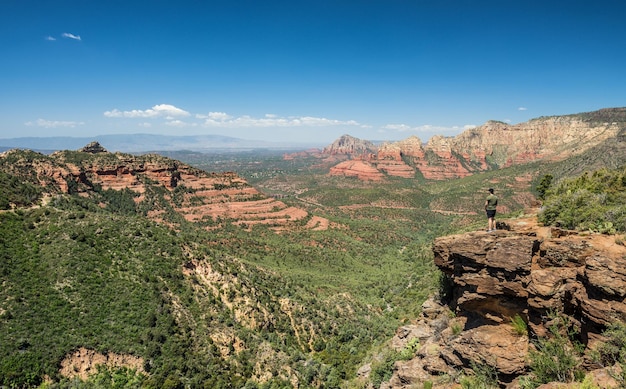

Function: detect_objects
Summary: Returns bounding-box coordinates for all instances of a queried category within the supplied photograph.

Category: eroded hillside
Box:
[0,142,326,231]
[0,142,440,388]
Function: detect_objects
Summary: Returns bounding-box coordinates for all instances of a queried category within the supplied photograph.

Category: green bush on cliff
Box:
[593,322,626,385]
[369,350,400,388]
[459,361,498,389]
[520,313,583,388]
[538,166,626,233]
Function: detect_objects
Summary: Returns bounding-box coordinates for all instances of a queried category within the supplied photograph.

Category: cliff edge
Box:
[380,216,626,388]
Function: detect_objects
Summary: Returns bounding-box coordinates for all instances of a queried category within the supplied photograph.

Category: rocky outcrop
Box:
[60,348,145,381]
[323,134,377,156]
[328,108,626,181]
[78,141,108,154]
[328,160,385,181]
[376,216,626,388]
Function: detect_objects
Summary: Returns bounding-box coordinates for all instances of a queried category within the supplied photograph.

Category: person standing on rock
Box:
[484,188,498,232]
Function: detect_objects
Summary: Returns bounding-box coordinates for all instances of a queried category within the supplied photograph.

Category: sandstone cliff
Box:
[328,107,626,181]
[0,144,329,231]
[373,216,626,388]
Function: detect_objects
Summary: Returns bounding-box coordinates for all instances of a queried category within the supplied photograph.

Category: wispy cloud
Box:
[381,123,474,135]
[104,104,190,119]
[62,32,81,41]
[518,107,528,111]
[105,106,362,130]
[45,36,56,41]
[165,120,197,128]
[25,119,84,128]
[198,112,361,128]
[196,111,232,121]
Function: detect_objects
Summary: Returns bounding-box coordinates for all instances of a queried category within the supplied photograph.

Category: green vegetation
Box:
[369,350,400,388]
[0,171,42,209]
[0,208,201,387]
[535,174,553,200]
[58,366,147,389]
[459,361,499,389]
[538,166,626,232]
[510,314,528,336]
[398,337,420,361]
[5,140,626,388]
[519,312,584,388]
[518,316,626,389]
[0,149,453,388]
[593,321,626,386]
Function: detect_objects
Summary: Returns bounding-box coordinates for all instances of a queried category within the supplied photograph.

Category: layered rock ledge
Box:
[382,217,626,388]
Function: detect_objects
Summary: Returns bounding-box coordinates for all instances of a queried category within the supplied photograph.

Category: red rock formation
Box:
[324,108,626,181]
[328,160,385,181]
[373,217,626,388]
[1,147,326,232]
[323,134,377,155]
[375,160,415,178]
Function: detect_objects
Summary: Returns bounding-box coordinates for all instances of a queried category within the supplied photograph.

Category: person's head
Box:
[488,188,494,194]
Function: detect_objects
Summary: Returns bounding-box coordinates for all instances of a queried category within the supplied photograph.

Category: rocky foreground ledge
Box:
[380,217,626,388]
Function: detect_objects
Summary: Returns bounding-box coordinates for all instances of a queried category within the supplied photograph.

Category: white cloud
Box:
[382,124,413,132]
[45,36,56,41]
[382,124,447,133]
[196,111,232,121]
[381,123,471,137]
[201,112,361,128]
[104,104,190,118]
[518,107,528,111]
[25,119,84,128]
[165,120,197,128]
[105,107,360,133]
[61,32,81,41]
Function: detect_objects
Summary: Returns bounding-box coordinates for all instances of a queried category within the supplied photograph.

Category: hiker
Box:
[484,188,498,232]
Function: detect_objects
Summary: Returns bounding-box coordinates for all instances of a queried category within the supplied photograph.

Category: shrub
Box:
[459,361,498,388]
[450,322,463,336]
[594,321,626,385]
[535,174,553,200]
[521,313,582,387]
[539,166,626,233]
[370,350,399,388]
[511,314,528,336]
[398,337,420,361]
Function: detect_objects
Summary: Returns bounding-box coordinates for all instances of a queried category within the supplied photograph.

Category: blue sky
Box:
[1,0,625,145]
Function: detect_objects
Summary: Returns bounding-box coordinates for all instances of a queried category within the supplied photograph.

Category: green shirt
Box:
[485,194,498,211]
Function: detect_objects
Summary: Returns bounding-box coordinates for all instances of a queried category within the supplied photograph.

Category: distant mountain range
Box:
[323,107,626,181]
[0,133,320,153]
